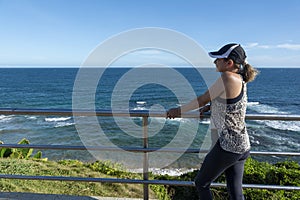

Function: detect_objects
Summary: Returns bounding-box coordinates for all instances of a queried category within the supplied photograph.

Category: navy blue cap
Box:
[209,43,246,64]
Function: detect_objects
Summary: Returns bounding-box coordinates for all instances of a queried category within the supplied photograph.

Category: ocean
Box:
[0,67,299,172]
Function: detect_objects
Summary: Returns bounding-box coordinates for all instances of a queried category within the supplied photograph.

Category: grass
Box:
[0,158,157,199]
[2,156,299,200]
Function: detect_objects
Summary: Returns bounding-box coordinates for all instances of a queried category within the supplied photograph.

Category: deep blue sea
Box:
[0,68,299,171]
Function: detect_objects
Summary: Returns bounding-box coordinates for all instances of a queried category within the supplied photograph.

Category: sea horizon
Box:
[0,65,300,68]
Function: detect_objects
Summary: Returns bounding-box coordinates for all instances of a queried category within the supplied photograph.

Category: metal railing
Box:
[0,108,300,200]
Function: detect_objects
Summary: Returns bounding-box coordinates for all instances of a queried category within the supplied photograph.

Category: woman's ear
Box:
[226,59,234,67]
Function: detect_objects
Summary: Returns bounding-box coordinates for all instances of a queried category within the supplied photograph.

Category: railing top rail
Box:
[0,108,300,121]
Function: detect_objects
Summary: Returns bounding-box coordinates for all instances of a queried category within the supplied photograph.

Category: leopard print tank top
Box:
[210,82,250,154]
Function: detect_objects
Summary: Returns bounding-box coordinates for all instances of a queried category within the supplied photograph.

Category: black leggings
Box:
[195,140,249,200]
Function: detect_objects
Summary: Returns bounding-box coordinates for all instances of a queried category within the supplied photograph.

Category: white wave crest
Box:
[26,116,37,120]
[132,107,147,111]
[247,102,260,106]
[136,101,146,105]
[130,168,196,176]
[45,117,71,122]
[54,122,75,128]
[262,120,300,132]
[247,102,288,114]
[199,119,210,125]
[0,115,13,122]
[247,102,299,132]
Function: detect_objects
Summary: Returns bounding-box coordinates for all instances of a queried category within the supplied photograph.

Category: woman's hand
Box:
[199,104,210,119]
[166,107,181,119]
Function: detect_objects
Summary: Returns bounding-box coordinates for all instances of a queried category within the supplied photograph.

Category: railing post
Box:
[142,116,149,200]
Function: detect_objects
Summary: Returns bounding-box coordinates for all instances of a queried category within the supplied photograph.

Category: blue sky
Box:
[0,0,300,67]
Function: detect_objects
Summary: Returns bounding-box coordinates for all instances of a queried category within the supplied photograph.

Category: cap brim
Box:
[208,52,227,58]
[208,44,240,59]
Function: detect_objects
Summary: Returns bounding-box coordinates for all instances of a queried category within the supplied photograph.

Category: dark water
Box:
[0,67,299,170]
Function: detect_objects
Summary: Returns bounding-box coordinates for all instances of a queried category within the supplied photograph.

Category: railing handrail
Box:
[0,108,299,199]
[1,108,300,120]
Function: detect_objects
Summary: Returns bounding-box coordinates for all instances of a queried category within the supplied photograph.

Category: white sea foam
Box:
[54,122,75,128]
[249,135,260,145]
[132,101,148,111]
[263,120,300,132]
[132,107,147,111]
[247,101,260,106]
[136,101,147,105]
[130,168,196,176]
[247,102,288,114]
[246,102,300,131]
[45,117,71,122]
[26,116,37,120]
[286,140,300,148]
[0,115,13,122]
[199,119,210,125]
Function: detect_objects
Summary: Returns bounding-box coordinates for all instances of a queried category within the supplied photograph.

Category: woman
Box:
[166,43,258,199]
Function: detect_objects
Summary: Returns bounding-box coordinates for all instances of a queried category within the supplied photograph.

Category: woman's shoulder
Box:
[221,72,243,98]
[221,72,242,83]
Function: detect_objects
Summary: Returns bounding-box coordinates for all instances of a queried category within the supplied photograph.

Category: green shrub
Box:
[152,157,300,199]
[0,138,45,160]
[1,139,299,199]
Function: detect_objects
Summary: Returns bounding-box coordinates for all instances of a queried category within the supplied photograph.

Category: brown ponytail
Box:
[239,63,259,83]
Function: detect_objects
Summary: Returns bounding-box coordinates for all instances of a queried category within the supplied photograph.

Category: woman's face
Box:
[214,58,227,72]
